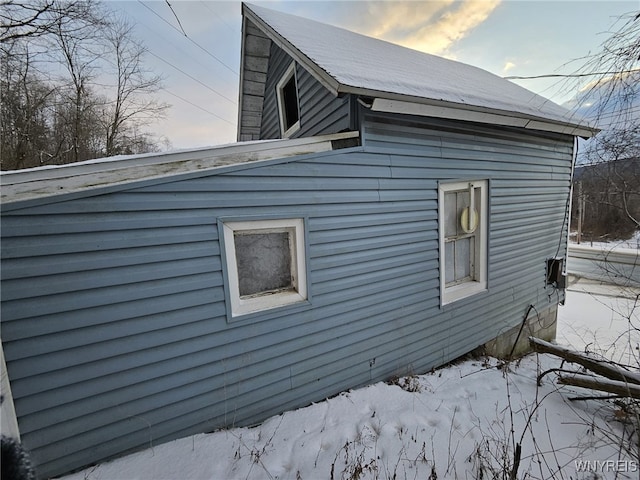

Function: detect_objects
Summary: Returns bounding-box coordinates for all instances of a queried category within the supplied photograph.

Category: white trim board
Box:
[1,131,360,205]
[371,98,598,138]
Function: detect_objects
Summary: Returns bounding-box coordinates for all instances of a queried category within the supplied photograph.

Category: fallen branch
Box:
[558,373,640,399]
[568,394,623,402]
[529,337,640,385]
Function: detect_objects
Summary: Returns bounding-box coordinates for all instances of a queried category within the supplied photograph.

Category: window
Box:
[222,218,307,317]
[276,62,300,137]
[439,180,488,304]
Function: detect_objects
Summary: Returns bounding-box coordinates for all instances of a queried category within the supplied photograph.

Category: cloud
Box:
[363,1,454,39]
[358,0,502,56]
[502,61,516,73]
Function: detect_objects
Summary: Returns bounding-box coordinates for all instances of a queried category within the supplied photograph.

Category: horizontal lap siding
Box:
[364,112,573,355]
[1,115,574,478]
[0,149,436,478]
[260,42,350,139]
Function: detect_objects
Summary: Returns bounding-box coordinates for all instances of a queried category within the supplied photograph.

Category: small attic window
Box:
[276,62,300,137]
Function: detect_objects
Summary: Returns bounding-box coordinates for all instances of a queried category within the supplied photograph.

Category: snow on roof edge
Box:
[1,132,359,207]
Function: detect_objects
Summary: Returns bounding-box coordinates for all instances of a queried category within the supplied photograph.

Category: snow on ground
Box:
[569,230,640,252]
[60,280,640,480]
[558,278,640,367]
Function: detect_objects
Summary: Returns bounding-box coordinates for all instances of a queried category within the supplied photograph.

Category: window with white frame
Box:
[276,62,300,137]
[222,218,307,317]
[439,180,488,304]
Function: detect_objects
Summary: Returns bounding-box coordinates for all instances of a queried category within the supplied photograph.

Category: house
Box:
[0,4,596,478]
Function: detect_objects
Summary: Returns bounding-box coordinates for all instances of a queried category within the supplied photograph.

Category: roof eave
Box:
[368,96,599,138]
[242,3,341,97]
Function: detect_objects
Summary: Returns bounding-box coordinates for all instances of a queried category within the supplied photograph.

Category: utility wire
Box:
[162,88,235,125]
[199,1,237,35]
[137,0,238,77]
[164,0,188,37]
[146,50,237,105]
[504,68,640,80]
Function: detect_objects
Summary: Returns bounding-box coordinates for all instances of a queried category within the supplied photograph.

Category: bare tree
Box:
[1,0,171,169]
[0,43,53,169]
[101,16,168,157]
[567,11,640,130]
[1,0,99,44]
[50,7,104,163]
[565,11,640,241]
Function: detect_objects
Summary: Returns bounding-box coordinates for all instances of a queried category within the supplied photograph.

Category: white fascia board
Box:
[371,98,598,138]
[243,5,341,97]
[523,120,597,138]
[1,131,360,206]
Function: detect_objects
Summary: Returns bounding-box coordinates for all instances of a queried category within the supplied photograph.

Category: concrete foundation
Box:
[483,305,558,359]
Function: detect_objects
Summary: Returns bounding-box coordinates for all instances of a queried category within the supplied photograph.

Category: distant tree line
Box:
[1,0,170,170]
[572,155,640,242]
[565,11,640,242]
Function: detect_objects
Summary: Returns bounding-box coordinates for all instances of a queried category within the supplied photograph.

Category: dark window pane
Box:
[282,75,299,130]
[234,232,293,297]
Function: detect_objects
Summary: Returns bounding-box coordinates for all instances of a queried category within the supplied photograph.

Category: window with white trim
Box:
[222,218,307,317]
[276,62,300,137]
[439,180,488,304]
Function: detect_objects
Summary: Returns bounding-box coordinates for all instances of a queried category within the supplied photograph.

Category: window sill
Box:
[441,281,487,306]
[231,290,307,318]
[282,121,300,139]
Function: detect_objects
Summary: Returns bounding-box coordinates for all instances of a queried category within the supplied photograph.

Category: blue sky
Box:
[109,0,637,149]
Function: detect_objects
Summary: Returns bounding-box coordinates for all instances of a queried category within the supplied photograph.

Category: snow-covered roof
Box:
[239,3,597,138]
[0,131,359,207]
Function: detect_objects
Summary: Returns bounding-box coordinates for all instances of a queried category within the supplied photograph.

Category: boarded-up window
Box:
[222,218,308,318]
[234,231,293,297]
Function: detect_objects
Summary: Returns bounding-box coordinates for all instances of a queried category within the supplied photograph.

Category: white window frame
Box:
[438,180,488,305]
[222,218,307,317]
[276,62,301,138]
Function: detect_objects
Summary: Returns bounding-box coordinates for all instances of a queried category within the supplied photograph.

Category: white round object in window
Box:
[460,207,478,234]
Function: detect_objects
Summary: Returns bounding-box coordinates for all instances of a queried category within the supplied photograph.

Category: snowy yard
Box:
[59,278,640,480]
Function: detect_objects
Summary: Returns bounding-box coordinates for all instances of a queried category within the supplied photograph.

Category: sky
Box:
[106,0,638,150]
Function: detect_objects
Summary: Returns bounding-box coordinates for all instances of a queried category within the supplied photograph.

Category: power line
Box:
[137,0,238,77]
[504,68,640,80]
[164,0,187,37]
[581,106,640,123]
[162,88,235,126]
[199,1,237,35]
[146,49,237,105]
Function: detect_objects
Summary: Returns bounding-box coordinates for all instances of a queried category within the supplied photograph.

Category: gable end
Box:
[237,18,271,141]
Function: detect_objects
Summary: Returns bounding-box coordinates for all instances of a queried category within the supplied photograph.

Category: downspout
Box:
[356,96,374,150]
[566,136,579,271]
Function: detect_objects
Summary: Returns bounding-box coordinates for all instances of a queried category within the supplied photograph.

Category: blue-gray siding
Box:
[260,42,351,139]
[1,114,573,478]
